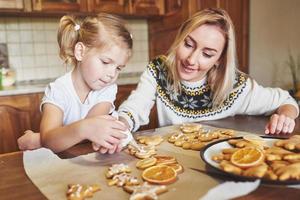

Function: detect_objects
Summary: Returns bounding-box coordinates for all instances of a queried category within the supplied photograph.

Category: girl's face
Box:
[80,44,129,90]
[175,24,226,82]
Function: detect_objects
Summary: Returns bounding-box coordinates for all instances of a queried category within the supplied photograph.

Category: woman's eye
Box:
[184,41,193,48]
[203,52,213,58]
[116,66,122,71]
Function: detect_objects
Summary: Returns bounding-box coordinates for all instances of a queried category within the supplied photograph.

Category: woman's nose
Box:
[187,51,199,66]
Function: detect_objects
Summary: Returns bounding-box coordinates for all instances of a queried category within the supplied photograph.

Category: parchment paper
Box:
[23,125,253,200]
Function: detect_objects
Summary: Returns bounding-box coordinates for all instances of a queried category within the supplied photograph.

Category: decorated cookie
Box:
[123,182,167,200]
[105,163,131,178]
[107,172,139,187]
[66,184,101,200]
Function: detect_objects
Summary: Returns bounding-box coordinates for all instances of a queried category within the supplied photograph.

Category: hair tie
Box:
[74,24,80,31]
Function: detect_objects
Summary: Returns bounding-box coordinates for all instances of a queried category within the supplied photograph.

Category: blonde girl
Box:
[118,8,298,135]
[18,13,133,153]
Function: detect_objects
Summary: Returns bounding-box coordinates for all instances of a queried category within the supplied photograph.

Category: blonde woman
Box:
[18,13,133,153]
[118,8,298,135]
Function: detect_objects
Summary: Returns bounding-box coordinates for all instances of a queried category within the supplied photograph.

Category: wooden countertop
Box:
[1,115,300,200]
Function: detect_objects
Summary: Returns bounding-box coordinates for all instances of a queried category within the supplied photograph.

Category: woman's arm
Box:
[265,104,299,134]
[118,67,157,132]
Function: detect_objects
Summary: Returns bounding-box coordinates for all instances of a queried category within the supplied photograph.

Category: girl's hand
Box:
[92,143,123,154]
[265,114,295,134]
[83,115,127,149]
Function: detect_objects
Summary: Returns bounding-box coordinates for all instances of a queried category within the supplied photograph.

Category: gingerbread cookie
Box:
[66,184,100,200]
[169,126,236,151]
[105,163,131,178]
[123,182,167,200]
[136,135,164,146]
[107,172,139,187]
[180,123,202,133]
[128,143,156,159]
[275,135,300,151]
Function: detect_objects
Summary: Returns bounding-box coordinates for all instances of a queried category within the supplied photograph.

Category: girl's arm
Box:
[41,103,126,153]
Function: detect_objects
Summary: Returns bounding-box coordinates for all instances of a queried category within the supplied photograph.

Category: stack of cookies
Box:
[212,135,300,181]
[168,123,236,150]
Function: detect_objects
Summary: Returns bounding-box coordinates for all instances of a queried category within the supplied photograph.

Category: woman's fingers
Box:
[266,114,295,134]
[275,114,286,134]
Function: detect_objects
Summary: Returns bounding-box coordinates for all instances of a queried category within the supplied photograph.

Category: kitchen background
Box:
[0,0,299,89]
[0,18,148,81]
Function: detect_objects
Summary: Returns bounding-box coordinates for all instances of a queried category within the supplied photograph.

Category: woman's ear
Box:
[74,42,85,61]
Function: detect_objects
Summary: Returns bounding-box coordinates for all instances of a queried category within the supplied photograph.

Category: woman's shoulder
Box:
[147,55,168,77]
[233,71,249,89]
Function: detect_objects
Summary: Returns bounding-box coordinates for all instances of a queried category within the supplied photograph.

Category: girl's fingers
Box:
[116,143,123,152]
[108,144,117,154]
[106,136,121,145]
[92,142,100,151]
[99,141,114,149]
[100,147,108,154]
[111,130,127,139]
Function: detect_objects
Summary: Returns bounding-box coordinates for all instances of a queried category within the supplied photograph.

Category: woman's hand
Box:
[265,114,295,134]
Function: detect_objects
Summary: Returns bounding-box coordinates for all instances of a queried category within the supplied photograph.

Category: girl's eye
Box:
[101,59,109,65]
[116,66,122,71]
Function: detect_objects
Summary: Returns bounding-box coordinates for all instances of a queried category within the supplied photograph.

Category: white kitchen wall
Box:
[250,0,300,89]
[0,17,148,81]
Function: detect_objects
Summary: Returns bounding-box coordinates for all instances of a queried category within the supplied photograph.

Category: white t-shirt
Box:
[41,71,117,125]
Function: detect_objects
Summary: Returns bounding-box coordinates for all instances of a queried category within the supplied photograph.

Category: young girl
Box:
[118,8,299,135]
[18,13,133,153]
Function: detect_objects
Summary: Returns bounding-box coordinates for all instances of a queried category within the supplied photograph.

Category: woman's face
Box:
[80,44,129,90]
[175,24,226,82]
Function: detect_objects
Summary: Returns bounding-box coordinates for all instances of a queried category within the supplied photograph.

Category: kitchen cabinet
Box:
[88,0,165,17]
[149,0,249,73]
[31,0,88,12]
[0,0,29,12]
[0,93,42,154]
[0,84,157,154]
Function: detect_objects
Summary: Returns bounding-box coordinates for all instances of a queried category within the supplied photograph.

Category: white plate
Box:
[200,136,300,185]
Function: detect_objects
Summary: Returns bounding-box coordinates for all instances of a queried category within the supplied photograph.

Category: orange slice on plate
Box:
[142,165,177,185]
[230,147,264,168]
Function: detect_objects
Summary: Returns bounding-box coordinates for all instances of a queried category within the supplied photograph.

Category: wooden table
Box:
[1,116,300,200]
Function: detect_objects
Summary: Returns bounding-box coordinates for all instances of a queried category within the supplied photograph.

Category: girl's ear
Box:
[74,42,85,61]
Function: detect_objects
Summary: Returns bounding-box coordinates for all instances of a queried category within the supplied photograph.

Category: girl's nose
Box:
[107,67,116,79]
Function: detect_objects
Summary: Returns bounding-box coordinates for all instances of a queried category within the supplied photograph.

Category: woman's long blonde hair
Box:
[57,13,133,67]
[166,8,238,107]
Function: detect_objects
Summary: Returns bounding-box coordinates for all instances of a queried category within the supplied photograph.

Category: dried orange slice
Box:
[166,163,184,174]
[142,165,177,185]
[230,147,264,168]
